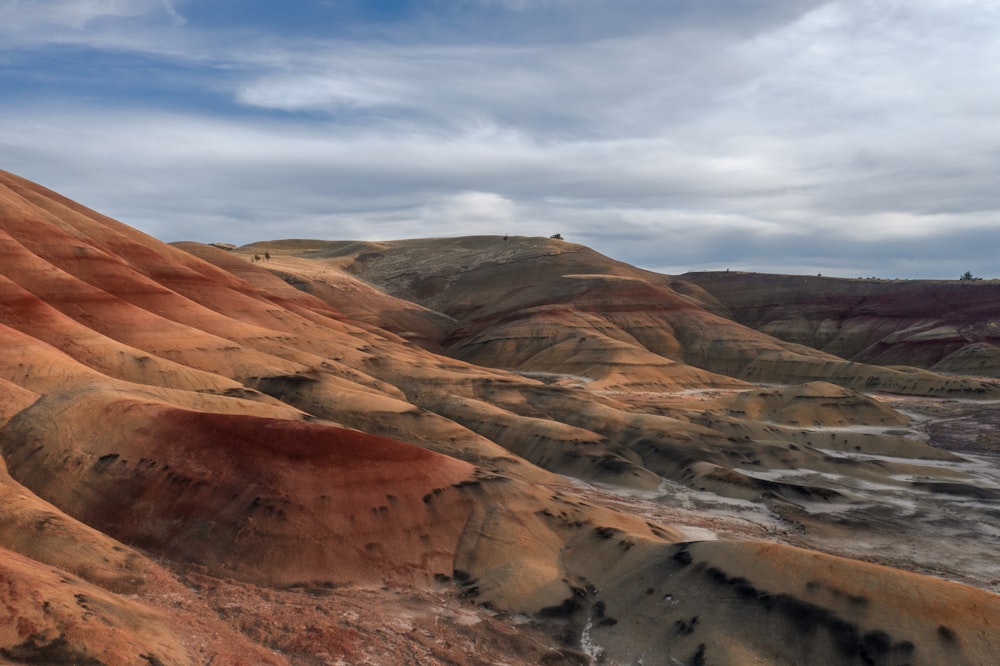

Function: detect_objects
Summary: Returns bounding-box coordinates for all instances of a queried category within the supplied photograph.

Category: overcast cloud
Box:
[2,0,999,278]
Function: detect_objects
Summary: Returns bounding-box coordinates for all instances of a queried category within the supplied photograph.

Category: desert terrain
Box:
[0,168,998,664]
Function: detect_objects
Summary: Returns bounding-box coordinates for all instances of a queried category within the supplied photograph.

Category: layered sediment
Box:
[0,169,997,664]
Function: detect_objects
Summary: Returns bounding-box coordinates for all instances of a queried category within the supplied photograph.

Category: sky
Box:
[2,0,1000,279]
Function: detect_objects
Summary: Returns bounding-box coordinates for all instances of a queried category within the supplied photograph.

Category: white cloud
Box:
[0,0,197,60]
[159,0,185,26]
[422,191,517,228]
[237,70,411,111]
[0,0,178,33]
[4,0,1000,278]
[462,0,601,11]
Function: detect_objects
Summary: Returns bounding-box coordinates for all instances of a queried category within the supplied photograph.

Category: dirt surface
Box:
[159,572,581,666]
[567,393,1000,596]
[887,395,1000,455]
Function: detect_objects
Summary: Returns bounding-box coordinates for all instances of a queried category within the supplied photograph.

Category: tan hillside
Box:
[266,236,1000,397]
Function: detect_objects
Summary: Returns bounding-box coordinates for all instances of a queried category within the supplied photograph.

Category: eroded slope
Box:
[0,170,998,664]
[682,270,1000,376]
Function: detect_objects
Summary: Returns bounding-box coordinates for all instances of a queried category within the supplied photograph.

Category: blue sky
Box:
[2,0,1000,279]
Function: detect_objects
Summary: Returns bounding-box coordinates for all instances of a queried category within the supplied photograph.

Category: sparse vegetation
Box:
[960,271,982,281]
[550,233,563,240]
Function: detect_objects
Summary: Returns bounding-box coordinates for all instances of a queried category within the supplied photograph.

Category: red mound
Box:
[2,390,475,587]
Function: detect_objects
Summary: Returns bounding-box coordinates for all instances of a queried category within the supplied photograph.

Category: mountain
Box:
[1,169,998,665]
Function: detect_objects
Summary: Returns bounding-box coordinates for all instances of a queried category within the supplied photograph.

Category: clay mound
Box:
[444,273,746,391]
[719,381,910,427]
[172,240,348,320]
[445,477,685,614]
[0,378,37,429]
[0,548,196,665]
[0,321,133,393]
[0,385,686,629]
[0,450,150,594]
[933,341,1000,376]
[452,306,740,392]
[426,392,668,491]
[0,388,476,587]
[245,369,557,483]
[0,545,298,665]
[291,235,677,321]
[574,539,1000,665]
[0,271,242,393]
[0,457,285,664]
[683,270,1000,376]
[307,237,690,319]
[306,237,1000,397]
[199,242,456,350]
[2,173,397,392]
[0,222,313,384]
[0,172,344,334]
[0,320,312,425]
[0,172,560,482]
[667,381,959,462]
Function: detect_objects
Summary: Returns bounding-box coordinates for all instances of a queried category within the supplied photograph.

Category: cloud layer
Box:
[2,0,999,278]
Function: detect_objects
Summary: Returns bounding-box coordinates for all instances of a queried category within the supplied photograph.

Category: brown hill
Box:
[681,270,1000,376]
[265,236,1000,397]
[0,169,998,664]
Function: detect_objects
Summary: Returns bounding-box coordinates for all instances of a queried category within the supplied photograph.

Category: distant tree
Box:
[264,249,271,261]
[960,271,976,281]
[253,254,261,263]
[550,233,563,240]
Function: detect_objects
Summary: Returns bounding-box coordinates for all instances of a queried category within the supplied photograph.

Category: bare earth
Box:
[0,169,998,665]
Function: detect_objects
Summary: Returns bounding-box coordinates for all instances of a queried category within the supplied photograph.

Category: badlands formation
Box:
[0,168,998,665]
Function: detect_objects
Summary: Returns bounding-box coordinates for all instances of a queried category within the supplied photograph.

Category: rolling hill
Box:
[1,169,998,665]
